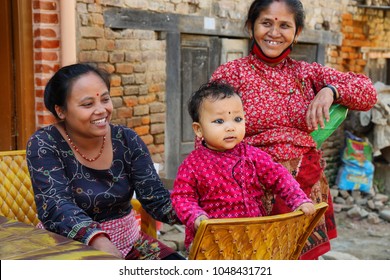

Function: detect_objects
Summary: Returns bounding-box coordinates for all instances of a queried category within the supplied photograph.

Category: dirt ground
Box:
[328,211,390,260]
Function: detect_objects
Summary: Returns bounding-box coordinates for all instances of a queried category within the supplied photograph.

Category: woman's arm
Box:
[303,62,377,132]
[89,234,123,258]
[124,129,180,225]
[310,62,377,111]
[26,129,106,244]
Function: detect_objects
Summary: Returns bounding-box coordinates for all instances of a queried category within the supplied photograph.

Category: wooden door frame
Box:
[0,0,14,150]
[12,0,35,150]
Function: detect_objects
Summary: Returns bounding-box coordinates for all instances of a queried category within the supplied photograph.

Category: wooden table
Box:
[0,215,119,260]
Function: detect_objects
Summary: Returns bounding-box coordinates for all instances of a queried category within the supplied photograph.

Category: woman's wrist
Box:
[324,84,339,101]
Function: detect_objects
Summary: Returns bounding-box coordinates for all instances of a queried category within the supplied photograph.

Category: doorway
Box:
[165,36,319,178]
[165,35,249,178]
[0,0,34,151]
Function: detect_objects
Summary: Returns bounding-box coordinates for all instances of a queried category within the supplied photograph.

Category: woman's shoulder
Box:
[287,57,325,72]
[212,56,252,82]
[27,125,60,144]
[110,124,138,139]
[110,123,147,150]
[26,125,65,158]
[217,56,251,70]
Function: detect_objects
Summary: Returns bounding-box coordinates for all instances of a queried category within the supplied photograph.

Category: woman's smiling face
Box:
[58,72,113,138]
[252,1,301,58]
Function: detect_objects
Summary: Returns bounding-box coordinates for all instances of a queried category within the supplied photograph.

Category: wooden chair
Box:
[0,150,157,238]
[188,202,328,260]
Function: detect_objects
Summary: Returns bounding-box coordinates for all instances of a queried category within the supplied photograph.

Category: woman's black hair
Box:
[44,63,110,119]
[245,0,305,34]
[188,81,239,123]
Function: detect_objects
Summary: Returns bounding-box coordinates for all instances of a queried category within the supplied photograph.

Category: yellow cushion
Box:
[0,150,39,226]
[0,150,156,237]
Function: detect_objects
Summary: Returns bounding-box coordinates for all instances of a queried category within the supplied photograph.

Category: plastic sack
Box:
[336,159,374,193]
[311,104,348,148]
[342,130,373,163]
[336,131,374,193]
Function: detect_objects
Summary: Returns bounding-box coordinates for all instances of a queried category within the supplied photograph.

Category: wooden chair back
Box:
[0,150,39,226]
[188,202,328,260]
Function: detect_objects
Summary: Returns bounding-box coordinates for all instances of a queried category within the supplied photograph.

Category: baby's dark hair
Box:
[188,81,239,122]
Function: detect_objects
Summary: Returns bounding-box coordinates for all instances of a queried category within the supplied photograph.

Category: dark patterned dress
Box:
[27,124,181,259]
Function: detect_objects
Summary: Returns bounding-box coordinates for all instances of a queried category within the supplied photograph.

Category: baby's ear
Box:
[192,122,203,138]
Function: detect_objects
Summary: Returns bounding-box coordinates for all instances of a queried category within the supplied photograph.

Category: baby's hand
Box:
[194,215,209,231]
[297,203,315,215]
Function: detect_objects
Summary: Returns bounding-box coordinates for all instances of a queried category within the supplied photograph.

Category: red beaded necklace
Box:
[64,129,106,162]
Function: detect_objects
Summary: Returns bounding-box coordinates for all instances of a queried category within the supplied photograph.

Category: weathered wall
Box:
[32,0,390,181]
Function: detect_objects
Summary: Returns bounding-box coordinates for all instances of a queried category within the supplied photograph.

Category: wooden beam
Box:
[104,8,342,45]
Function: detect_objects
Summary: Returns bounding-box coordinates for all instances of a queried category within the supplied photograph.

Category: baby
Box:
[171,81,315,250]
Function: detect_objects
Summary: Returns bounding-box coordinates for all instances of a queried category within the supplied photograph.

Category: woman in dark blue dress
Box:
[26,63,184,260]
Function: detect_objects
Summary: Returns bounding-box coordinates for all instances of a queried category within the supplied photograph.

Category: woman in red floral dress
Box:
[210,0,377,259]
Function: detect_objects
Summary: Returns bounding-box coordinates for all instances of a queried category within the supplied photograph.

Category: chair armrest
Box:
[130,199,157,239]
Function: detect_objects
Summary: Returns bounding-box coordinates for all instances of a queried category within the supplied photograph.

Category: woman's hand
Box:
[296,202,316,215]
[306,87,334,130]
[90,234,123,259]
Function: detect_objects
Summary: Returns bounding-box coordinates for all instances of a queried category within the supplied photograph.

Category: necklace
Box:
[64,129,106,162]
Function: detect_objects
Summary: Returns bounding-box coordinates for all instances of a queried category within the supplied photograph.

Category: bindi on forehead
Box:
[96,92,100,96]
[275,17,278,20]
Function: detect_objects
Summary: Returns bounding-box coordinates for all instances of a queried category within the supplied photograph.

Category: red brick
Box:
[33,13,59,24]
[123,96,138,107]
[138,95,156,105]
[34,40,60,49]
[36,102,46,112]
[34,28,57,38]
[134,126,150,136]
[38,114,56,127]
[35,76,50,87]
[35,52,58,61]
[34,64,60,74]
[342,14,353,21]
[116,107,133,119]
[35,89,45,98]
[141,116,150,125]
[33,1,57,10]
[140,135,154,145]
[110,87,123,97]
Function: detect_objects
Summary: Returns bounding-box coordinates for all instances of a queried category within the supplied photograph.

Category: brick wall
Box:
[32,0,60,128]
[31,0,390,173]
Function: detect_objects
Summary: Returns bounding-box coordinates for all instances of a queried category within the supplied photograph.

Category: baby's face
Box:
[195,95,245,152]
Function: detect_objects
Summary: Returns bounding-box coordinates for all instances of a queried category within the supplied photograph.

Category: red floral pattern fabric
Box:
[211,54,377,162]
[209,54,377,259]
